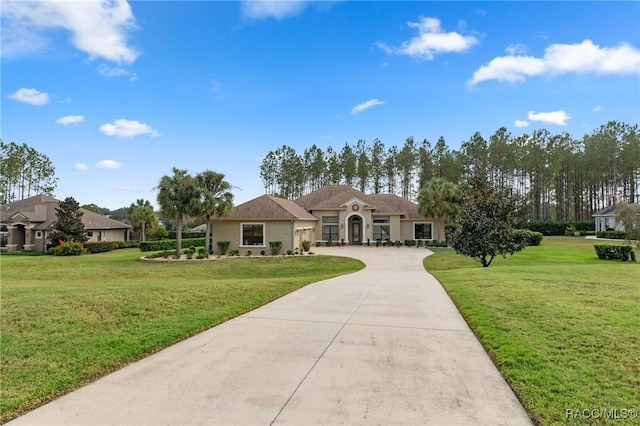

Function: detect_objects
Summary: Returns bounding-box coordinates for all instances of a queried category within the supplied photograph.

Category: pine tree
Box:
[49,197,88,246]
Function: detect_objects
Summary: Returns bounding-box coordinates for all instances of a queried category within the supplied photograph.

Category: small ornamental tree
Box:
[449,173,527,267]
[49,197,88,247]
[615,202,640,247]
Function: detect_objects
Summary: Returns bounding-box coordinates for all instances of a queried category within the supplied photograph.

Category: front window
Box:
[322,216,339,241]
[414,223,432,240]
[373,216,390,241]
[242,223,264,246]
[35,231,43,239]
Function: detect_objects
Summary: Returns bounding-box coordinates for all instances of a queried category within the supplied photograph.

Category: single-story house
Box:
[0,194,131,252]
[212,185,445,254]
[592,202,640,232]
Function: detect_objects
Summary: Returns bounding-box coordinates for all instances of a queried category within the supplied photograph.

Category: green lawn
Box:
[424,237,640,426]
[0,249,364,423]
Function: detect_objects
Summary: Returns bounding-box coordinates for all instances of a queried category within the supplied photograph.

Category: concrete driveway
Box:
[8,246,531,426]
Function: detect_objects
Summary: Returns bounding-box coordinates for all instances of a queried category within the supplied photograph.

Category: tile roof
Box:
[295,185,402,214]
[368,193,424,219]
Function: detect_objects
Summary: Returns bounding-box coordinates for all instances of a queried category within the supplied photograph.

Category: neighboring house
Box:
[593,202,640,232]
[212,185,445,254]
[0,194,131,252]
[191,223,207,233]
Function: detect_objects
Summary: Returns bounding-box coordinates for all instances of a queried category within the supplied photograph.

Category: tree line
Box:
[259,120,639,221]
[0,140,57,204]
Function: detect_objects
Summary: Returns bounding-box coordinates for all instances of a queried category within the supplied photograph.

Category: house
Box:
[211,185,445,254]
[0,194,132,252]
[593,202,640,232]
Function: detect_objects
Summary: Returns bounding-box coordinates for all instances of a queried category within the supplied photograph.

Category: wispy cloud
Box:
[377,16,478,60]
[75,163,89,171]
[99,119,159,138]
[1,0,139,63]
[470,40,640,85]
[96,160,122,169]
[241,1,308,20]
[8,87,50,105]
[514,120,529,128]
[528,110,571,126]
[351,99,385,115]
[98,64,137,80]
[593,105,605,112]
[56,115,85,125]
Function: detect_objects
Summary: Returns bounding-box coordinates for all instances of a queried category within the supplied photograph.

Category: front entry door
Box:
[351,222,361,245]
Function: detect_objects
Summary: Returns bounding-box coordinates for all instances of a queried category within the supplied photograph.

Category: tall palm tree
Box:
[156,168,200,256]
[417,177,461,241]
[127,199,157,241]
[195,170,234,257]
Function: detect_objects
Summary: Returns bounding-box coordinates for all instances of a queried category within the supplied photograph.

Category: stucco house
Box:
[212,185,445,254]
[593,202,640,232]
[0,194,131,252]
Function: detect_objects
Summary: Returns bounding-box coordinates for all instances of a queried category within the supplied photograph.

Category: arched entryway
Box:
[348,215,362,245]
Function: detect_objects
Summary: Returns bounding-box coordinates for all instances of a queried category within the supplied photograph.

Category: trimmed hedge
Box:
[595,230,627,239]
[524,220,594,236]
[594,244,633,260]
[139,238,206,252]
[85,241,139,253]
[167,231,206,239]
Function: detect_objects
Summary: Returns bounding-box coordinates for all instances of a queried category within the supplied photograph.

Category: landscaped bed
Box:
[424,236,639,425]
[0,248,364,423]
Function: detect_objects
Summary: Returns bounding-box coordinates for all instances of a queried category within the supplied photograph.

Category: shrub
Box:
[594,244,633,260]
[286,249,293,255]
[302,240,311,252]
[565,225,577,236]
[596,231,627,239]
[150,227,169,240]
[513,229,544,246]
[394,240,402,248]
[375,239,382,247]
[404,240,417,247]
[54,240,85,256]
[197,247,206,259]
[85,241,139,254]
[139,238,206,252]
[315,242,321,247]
[246,250,252,256]
[269,241,283,255]
[260,250,266,256]
[47,247,55,255]
[525,220,594,236]
[216,240,231,255]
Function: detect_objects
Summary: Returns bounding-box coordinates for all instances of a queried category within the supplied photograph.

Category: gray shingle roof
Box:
[593,202,640,217]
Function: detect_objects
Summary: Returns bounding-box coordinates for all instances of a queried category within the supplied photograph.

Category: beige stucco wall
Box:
[213,220,299,255]
[400,219,446,242]
[86,229,129,243]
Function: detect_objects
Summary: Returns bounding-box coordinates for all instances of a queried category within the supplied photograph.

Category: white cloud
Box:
[470,40,640,85]
[1,0,139,63]
[351,99,385,115]
[241,1,308,20]
[75,163,89,171]
[8,87,50,105]
[593,105,605,112]
[96,160,122,169]
[514,120,529,128]
[99,119,159,138]
[527,110,571,126]
[505,44,528,56]
[98,64,136,80]
[377,16,478,60]
[56,115,85,125]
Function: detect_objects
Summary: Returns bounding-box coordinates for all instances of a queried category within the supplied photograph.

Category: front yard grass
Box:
[0,249,364,423]
[424,237,639,425]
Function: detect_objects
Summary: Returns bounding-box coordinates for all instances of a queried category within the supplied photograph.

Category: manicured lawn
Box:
[0,249,364,423]
[424,237,640,425]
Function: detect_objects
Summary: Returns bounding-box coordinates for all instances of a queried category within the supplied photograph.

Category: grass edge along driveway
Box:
[0,249,364,423]
[424,237,640,426]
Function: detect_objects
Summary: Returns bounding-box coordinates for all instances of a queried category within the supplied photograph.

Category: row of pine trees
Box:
[259,121,639,221]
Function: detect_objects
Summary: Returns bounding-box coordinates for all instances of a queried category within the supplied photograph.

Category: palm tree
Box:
[195,170,234,257]
[156,168,200,256]
[418,177,461,241]
[127,199,157,241]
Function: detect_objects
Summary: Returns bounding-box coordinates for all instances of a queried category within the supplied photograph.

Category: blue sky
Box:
[2,1,639,210]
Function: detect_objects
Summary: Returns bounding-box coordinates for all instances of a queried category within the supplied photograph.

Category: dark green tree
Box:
[449,173,527,267]
[127,199,158,242]
[49,197,88,246]
[0,140,57,204]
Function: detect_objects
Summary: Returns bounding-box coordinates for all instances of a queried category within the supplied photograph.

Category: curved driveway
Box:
[9,246,531,426]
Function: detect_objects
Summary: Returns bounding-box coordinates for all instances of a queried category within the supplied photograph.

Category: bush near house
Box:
[595,230,627,239]
[54,240,86,256]
[513,229,544,246]
[85,241,139,254]
[269,241,283,255]
[524,220,594,236]
[139,238,206,252]
[216,241,230,255]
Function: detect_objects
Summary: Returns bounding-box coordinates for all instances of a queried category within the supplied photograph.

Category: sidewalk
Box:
[8,246,531,426]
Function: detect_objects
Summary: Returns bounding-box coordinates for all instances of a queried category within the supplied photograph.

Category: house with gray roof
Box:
[592,202,640,232]
[211,185,444,254]
[0,194,131,252]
